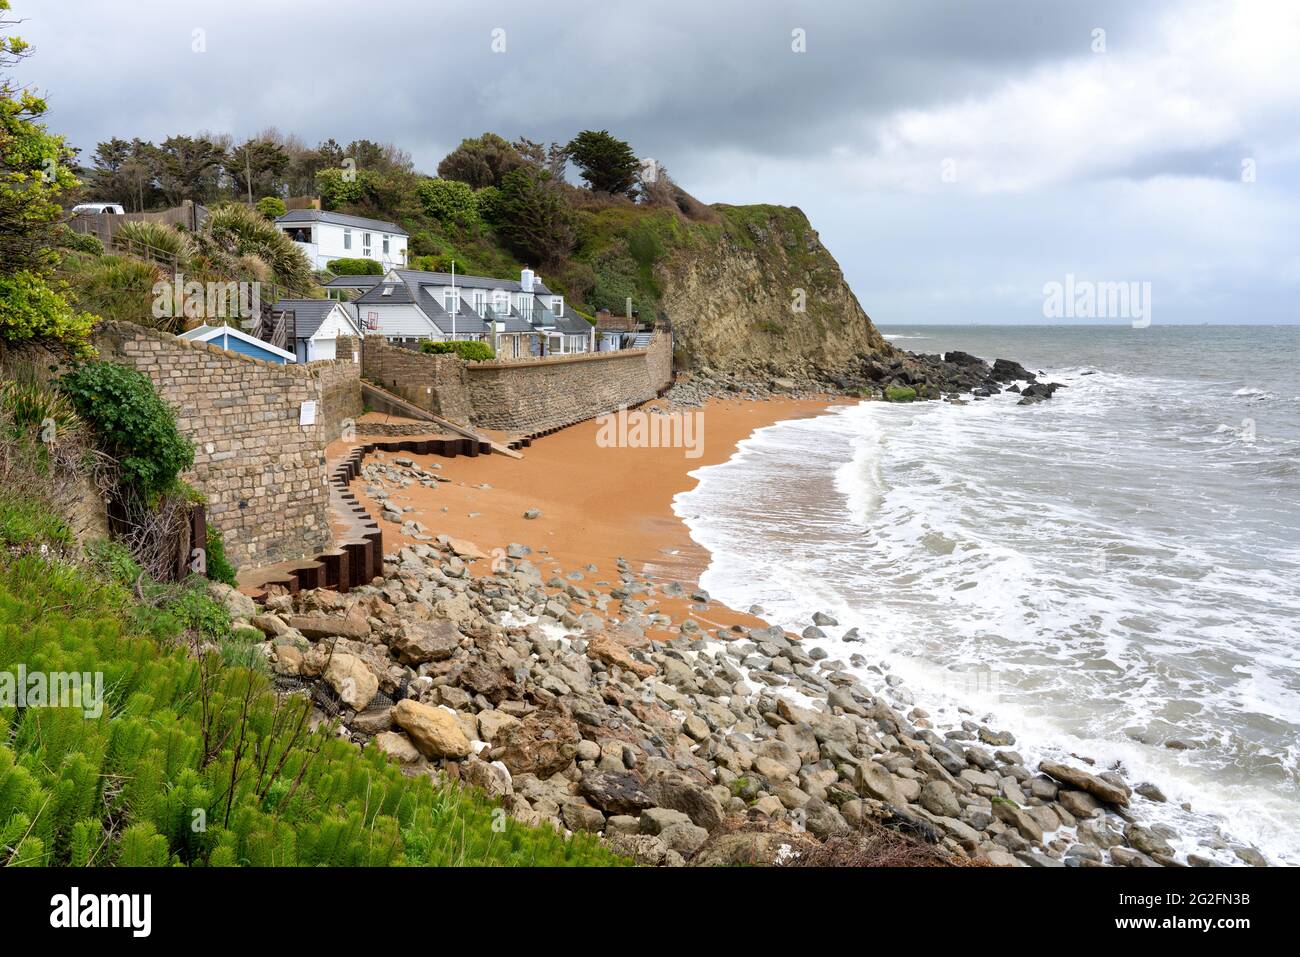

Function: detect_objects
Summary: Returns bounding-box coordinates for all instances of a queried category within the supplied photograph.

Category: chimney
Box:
[520,267,535,293]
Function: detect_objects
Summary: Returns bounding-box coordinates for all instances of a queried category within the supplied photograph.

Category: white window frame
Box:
[343,227,352,250]
[473,291,486,314]
[362,232,372,257]
[382,234,390,254]
[519,296,533,320]
[551,296,564,316]
[443,289,459,314]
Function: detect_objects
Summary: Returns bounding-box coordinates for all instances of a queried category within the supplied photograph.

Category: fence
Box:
[67,201,207,248]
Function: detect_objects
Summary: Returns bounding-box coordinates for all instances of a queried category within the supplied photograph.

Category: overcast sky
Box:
[16,0,1300,324]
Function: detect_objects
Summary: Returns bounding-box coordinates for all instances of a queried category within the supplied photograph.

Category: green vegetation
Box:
[437,133,528,190]
[115,218,196,265]
[418,178,479,228]
[565,130,640,197]
[254,196,287,220]
[885,386,917,402]
[59,360,194,502]
[0,551,624,867]
[204,526,238,587]
[0,5,98,354]
[327,257,384,276]
[420,339,495,362]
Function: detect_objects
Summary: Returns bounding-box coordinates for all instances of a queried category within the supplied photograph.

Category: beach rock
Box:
[855,761,905,805]
[1040,761,1130,806]
[494,706,581,778]
[585,633,655,679]
[208,582,256,622]
[993,800,1044,842]
[324,653,379,711]
[523,508,541,519]
[647,773,725,831]
[919,780,961,818]
[640,807,693,835]
[579,770,655,815]
[393,699,472,759]
[991,358,1035,382]
[390,619,462,665]
[373,731,422,765]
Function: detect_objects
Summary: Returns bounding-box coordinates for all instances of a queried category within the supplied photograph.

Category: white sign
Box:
[300,400,317,426]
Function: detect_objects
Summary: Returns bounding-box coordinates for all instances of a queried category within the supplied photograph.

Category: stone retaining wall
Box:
[94,321,342,570]
[361,337,472,424]
[466,334,674,434]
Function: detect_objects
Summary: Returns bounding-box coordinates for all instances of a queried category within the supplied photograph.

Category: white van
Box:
[71,202,125,215]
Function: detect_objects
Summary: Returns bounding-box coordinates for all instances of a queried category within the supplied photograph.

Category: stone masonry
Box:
[95,321,359,571]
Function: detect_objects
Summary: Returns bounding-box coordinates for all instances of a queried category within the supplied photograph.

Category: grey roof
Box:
[530,296,592,335]
[356,281,414,305]
[276,208,408,236]
[389,268,554,296]
[272,298,357,340]
[416,289,489,336]
[324,274,383,288]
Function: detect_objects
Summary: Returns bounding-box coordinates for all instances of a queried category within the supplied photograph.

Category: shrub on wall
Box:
[419,340,495,361]
[328,257,384,276]
[58,361,194,502]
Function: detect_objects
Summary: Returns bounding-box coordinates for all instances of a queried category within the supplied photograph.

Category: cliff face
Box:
[654,205,893,376]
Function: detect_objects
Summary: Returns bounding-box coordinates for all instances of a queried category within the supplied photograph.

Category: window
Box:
[362,232,372,257]
[343,228,352,250]
[494,292,509,314]
[519,296,533,320]
[443,289,458,313]
[473,291,486,314]
[551,296,564,316]
[382,234,390,254]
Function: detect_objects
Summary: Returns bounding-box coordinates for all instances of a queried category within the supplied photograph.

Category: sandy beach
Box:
[353,396,850,639]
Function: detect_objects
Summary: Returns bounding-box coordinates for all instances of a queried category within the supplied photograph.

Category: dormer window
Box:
[343,228,352,250]
[551,296,564,317]
[443,289,458,314]
[493,292,510,314]
[519,296,533,320]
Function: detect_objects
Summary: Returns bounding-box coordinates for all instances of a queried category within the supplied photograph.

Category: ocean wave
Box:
[676,370,1300,863]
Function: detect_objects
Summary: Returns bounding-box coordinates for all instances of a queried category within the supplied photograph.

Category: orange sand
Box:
[354,396,851,637]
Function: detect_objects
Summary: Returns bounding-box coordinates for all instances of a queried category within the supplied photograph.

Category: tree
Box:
[496,166,574,267]
[417,178,478,227]
[436,133,526,189]
[0,4,77,275]
[153,134,226,205]
[226,138,289,202]
[0,0,96,352]
[565,130,640,196]
[514,136,569,181]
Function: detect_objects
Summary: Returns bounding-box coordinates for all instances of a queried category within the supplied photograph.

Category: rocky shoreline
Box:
[211,500,1260,867]
[662,349,1065,408]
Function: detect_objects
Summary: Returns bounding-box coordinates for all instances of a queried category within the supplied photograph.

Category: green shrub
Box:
[63,254,162,327]
[58,361,194,502]
[0,489,72,549]
[255,196,287,219]
[115,220,195,267]
[419,339,495,361]
[0,270,97,352]
[475,185,503,224]
[0,551,627,868]
[204,526,238,586]
[328,257,384,276]
[418,178,480,228]
[56,225,104,256]
[204,203,314,292]
[885,386,917,403]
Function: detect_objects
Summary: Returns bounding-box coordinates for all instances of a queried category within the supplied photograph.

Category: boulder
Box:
[208,582,256,621]
[647,773,725,831]
[918,780,961,818]
[390,619,461,665]
[1039,761,1130,806]
[392,699,472,759]
[372,731,422,765]
[585,634,655,679]
[324,653,379,711]
[855,761,905,806]
[494,706,581,778]
[579,769,655,815]
[288,612,369,641]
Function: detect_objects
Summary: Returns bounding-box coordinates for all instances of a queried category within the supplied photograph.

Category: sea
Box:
[673,324,1300,864]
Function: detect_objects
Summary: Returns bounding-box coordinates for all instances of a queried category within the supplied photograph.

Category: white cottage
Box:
[274,209,408,273]
[272,298,363,363]
[352,267,594,357]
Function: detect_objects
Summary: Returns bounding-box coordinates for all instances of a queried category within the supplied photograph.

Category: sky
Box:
[15,0,1300,325]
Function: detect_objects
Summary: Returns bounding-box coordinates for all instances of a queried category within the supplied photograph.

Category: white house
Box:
[353,266,594,357]
[272,298,363,363]
[274,209,408,273]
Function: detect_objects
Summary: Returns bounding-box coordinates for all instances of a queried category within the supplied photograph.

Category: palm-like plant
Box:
[115,220,196,268]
